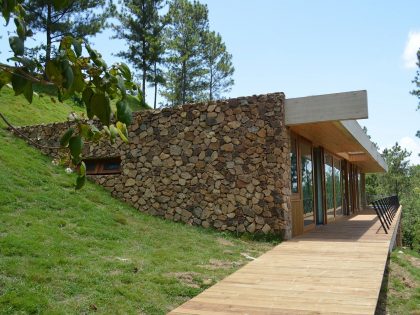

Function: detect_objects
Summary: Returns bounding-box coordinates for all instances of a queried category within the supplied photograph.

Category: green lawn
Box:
[0,87,276,314]
[377,248,420,315]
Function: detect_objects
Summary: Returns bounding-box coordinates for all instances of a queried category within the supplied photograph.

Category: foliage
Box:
[161,0,235,106]
[113,0,165,108]
[411,48,420,141]
[411,48,420,110]
[366,143,419,249]
[400,165,420,250]
[202,31,234,101]
[0,0,142,189]
[0,127,274,313]
[162,0,209,106]
[23,0,113,64]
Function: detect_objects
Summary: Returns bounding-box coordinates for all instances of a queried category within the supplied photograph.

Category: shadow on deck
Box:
[169,207,402,315]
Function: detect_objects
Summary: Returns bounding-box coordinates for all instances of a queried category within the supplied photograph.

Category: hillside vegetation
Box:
[0,88,275,314]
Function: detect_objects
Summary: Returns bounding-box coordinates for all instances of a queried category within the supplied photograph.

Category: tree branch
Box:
[0,112,61,150]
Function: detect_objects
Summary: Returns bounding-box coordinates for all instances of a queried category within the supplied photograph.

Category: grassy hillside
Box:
[0,85,84,128]
[0,88,275,314]
[377,249,420,315]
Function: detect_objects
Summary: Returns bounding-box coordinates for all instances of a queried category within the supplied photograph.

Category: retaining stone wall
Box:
[12,93,292,239]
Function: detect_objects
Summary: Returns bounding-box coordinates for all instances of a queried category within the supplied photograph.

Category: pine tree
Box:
[202,31,234,101]
[410,48,420,140]
[23,0,113,64]
[113,0,165,106]
[162,0,209,106]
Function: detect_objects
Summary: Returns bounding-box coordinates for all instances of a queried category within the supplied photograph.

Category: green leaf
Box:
[118,62,132,81]
[60,128,74,147]
[116,99,132,125]
[23,80,33,103]
[11,72,27,96]
[72,38,82,57]
[46,61,62,85]
[9,36,24,56]
[75,175,86,190]
[109,124,119,143]
[116,121,129,143]
[68,135,83,159]
[82,87,94,119]
[63,65,74,89]
[0,70,12,90]
[117,75,126,96]
[91,93,111,126]
[72,66,84,92]
[79,161,86,177]
[14,17,26,39]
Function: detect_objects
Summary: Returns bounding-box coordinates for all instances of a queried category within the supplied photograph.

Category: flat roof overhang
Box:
[285,90,387,173]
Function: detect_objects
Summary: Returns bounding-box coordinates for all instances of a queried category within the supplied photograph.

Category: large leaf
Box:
[23,80,33,103]
[82,87,94,119]
[62,65,74,89]
[116,99,132,125]
[14,17,26,39]
[118,62,132,81]
[11,71,27,95]
[91,92,111,126]
[9,36,24,56]
[45,60,63,85]
[60,128,74,147]
[0,70,12,90]
[72,38,82,57]
[68,135,83,159]
[79,161,86,177]
[116,121,129,143]
[116,75,126,96]
[72,66,84,93]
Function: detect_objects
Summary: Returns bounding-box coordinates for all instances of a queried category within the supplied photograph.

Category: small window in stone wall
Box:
[83,157,121,175]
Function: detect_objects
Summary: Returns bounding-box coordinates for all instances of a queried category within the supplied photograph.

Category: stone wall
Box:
[12,93,292,239]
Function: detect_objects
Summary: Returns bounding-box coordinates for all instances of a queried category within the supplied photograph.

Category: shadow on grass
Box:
[375,255,390,315]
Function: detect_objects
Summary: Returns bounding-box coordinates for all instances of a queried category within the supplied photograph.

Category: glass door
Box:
[300,141,315,228]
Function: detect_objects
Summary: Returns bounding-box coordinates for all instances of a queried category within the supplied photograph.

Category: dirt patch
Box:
[167,272,201,288]
[391,260,416,289]
[217,238,234,247]
[405,254,420,269]
[200,259,242,270]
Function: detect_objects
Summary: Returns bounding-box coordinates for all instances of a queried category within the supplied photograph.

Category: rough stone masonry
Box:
[13,92,293,239]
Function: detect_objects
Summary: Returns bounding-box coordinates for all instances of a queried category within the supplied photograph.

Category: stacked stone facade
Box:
[13,93,292,239]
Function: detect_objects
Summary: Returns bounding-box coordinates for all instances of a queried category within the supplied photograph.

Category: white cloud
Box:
[403,31,420,69]
[399,136,420,165]
[402,31,420,69]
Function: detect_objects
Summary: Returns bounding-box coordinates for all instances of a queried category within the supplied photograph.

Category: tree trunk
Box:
[181,59,186,105]
[209,67,213,101]
[142,67,146,105]
[153,63,158,109]
[46,3,52,64]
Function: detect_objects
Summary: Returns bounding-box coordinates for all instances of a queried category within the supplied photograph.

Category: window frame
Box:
[83,157,122,175]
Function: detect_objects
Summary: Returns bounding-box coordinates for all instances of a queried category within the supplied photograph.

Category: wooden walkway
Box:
[169,207,402,315]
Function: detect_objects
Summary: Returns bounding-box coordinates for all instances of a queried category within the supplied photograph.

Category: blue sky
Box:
[1,0,419,164]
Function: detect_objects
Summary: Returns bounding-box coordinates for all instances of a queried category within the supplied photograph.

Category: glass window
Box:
[83,158,121,175]
[103,161,121,171]
[290,136,299,193]
[325,154,334,222]
[300,142,314,226]
[334,159,342,216]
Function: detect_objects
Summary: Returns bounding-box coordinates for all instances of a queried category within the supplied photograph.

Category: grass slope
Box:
[0,87,275,314]
[0,86,84,128]
[377,249,420,315]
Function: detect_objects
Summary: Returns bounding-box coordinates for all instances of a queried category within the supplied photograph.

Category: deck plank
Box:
[168,208,401,315]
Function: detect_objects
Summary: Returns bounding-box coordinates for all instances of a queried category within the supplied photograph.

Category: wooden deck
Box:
[169,207,402,315]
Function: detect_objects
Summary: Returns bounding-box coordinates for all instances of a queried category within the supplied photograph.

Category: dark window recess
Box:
[83,157,121,175]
